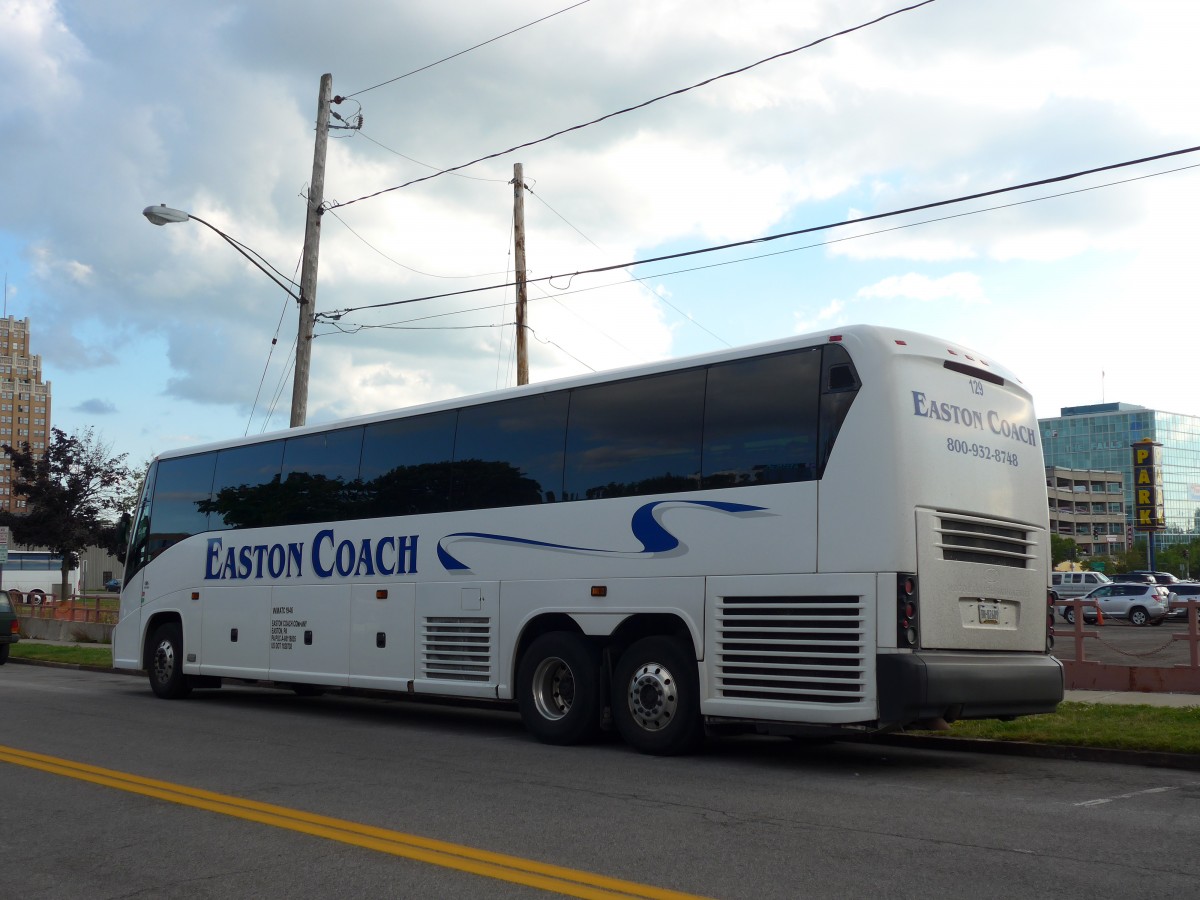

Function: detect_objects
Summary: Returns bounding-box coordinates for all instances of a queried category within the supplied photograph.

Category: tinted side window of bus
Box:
[702,349,820,487]
[564,369,705,501]
[204,441,286,530]
[280,427,366,525]
[452,393,568,509]
[149,453,217,557]
[360,410,457,516]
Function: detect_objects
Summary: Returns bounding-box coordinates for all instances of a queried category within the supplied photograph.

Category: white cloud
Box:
[1,0,1197,467]
[857,272,987,305]
[794,298,844,334]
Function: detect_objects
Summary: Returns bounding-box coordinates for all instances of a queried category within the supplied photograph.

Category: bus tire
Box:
[7,589,21,605]
[611,636,703,756]
[29,589,45,606]
[149,622,192,699]
[517,632,604,745]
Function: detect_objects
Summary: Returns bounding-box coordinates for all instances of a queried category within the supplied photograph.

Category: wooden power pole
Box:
[291,73,332,427]
[512,163,529,385]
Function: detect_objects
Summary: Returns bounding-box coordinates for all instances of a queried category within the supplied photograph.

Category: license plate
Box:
[978,603,1000,624]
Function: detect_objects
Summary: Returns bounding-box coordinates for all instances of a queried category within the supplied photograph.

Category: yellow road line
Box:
[0,744,709,900]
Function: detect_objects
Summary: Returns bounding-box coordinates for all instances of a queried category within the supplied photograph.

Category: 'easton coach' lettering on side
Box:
[204,530,419,581]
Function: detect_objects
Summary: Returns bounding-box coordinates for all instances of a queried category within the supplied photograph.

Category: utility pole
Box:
[512,162,529,385]
[291,73,332,427]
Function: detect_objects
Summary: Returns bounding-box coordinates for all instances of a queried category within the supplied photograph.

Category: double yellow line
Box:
[0,744,708,900]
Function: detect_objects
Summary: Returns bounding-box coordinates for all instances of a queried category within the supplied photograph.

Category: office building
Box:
[1039,403,1200,546]
[0,316,53,512]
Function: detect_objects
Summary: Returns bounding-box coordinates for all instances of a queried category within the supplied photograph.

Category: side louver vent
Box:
[421,616,492,682]
[936,514,1035,569]
[713,595,866,704]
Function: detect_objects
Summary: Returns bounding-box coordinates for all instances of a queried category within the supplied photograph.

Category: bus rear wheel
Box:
[611,636,703,756]
[517,632,604,745]
[149,622,192,699]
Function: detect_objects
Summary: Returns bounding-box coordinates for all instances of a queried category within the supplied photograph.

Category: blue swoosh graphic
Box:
[436,499,767,571]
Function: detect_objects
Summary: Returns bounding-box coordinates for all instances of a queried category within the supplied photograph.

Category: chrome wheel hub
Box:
[531,656,575,721]
[626,661,677,731]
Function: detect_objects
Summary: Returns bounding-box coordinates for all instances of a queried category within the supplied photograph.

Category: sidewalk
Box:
[1065,689,1200,707]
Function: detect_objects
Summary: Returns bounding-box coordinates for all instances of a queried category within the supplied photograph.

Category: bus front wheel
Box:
[148,623,192,699]
[611,636,703,756]
[517,632,604,745]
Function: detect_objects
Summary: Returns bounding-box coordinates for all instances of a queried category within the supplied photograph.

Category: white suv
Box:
[1060,582,1171,626]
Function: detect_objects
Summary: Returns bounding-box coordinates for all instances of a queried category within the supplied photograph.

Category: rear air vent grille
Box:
[937,514,1035,569]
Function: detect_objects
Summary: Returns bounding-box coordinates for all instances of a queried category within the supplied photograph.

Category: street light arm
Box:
[182,213,304,306]
[141,204,303,305]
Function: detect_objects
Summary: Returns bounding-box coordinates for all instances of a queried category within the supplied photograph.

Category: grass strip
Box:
[912,701,1200,754]
[9,644,113,668]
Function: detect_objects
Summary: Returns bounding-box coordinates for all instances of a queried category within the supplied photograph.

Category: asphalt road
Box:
[3,664,1200,900]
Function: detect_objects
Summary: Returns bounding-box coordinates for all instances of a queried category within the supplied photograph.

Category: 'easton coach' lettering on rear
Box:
[910,391,1038,446]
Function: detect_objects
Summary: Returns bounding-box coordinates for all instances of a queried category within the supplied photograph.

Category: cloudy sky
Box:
[1,0,1196,466]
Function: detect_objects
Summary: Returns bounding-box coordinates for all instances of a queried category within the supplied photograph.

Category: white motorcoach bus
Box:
[3,550,80,604]
[113,325,1062,754]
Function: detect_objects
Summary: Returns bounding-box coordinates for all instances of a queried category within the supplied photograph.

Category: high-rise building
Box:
[0,316,53,512]
[1039,403,1200,546]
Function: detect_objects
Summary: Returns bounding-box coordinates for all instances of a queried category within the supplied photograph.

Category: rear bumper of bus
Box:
[877,651,1064,726]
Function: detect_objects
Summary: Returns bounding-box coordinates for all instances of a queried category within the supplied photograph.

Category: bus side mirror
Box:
[117,512,131,547]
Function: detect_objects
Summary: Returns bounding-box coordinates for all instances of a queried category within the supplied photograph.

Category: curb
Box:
[863,732,1200,772]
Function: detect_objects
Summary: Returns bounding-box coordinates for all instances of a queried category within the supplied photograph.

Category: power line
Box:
[339,0,594,100]
[317,145,1200,322]
[325,0,939,213]
[353,129,508,183]
[528,186,730,348]
[314,159,1200,367]
[325,207,510,279]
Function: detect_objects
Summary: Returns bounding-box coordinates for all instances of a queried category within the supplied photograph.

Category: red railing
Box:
[1052,595,1200,692]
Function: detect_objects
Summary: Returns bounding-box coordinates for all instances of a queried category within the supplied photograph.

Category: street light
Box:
[142,204,313,428]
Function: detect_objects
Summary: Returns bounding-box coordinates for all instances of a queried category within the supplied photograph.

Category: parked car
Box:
[1110,572,1156,585]
[103,578,122,592]
[0,591,19,664]
[1051,570,1111,599]
[1130,570,1181,586]
[1058,582,1171,626]
[1168,582,1200,619]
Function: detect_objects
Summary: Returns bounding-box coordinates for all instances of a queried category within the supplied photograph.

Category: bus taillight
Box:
[897,574,918,647]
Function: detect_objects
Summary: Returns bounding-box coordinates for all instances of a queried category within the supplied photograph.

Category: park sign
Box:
[1132,438,1165,531]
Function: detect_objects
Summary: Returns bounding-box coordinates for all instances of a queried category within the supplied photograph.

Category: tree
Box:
[0,428,135,600]
[1051,534,1079,568]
